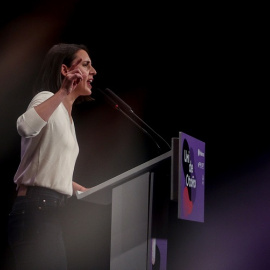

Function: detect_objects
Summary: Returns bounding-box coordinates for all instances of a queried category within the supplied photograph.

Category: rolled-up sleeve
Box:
[17,107,47,138]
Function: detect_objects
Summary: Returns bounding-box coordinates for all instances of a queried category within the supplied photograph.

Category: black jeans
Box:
[8,186,68,270]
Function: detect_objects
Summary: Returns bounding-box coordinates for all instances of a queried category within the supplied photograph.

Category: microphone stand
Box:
[96,88,171,153]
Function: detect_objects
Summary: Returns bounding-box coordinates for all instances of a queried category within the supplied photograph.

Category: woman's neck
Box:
[62,95,75,121]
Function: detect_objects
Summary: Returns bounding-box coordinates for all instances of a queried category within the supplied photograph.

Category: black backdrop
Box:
[1,1,269,269]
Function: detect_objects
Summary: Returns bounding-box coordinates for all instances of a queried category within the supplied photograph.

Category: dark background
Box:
[1,1,269,269]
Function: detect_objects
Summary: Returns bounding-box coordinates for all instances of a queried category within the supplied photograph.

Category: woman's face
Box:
[71,49,97,96]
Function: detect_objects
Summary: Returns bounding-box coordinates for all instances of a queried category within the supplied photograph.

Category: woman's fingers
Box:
[63,58,84,94]
[69,58,82,71]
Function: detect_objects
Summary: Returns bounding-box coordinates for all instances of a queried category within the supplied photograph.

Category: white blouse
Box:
[14,91,79,197]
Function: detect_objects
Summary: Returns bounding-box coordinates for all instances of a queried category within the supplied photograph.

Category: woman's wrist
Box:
[58,88,69,97]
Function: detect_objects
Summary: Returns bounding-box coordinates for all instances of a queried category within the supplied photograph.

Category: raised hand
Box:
[62,58,84,95]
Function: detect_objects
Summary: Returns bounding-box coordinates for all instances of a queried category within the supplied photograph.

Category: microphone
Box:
[104,88,133,113]
[95,88,121,110]
[95,88,171,153]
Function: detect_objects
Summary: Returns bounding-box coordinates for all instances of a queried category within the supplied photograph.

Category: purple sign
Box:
[149,238,168,270]
[178,132,205,222]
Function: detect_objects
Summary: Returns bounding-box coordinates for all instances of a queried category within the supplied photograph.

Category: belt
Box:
[17,184,28,196]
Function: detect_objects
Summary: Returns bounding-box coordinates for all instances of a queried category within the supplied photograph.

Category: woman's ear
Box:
[61,64,68,76]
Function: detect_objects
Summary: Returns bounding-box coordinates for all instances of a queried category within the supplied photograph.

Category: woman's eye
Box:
[83,61,91,67]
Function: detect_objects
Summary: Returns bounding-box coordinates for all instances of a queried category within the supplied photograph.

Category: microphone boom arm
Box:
[96,88,171,153]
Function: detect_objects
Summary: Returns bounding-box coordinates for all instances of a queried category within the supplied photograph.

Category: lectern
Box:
[76,150,172,270]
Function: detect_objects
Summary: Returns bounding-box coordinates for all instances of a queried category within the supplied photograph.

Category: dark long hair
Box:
[33,43,94,103]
